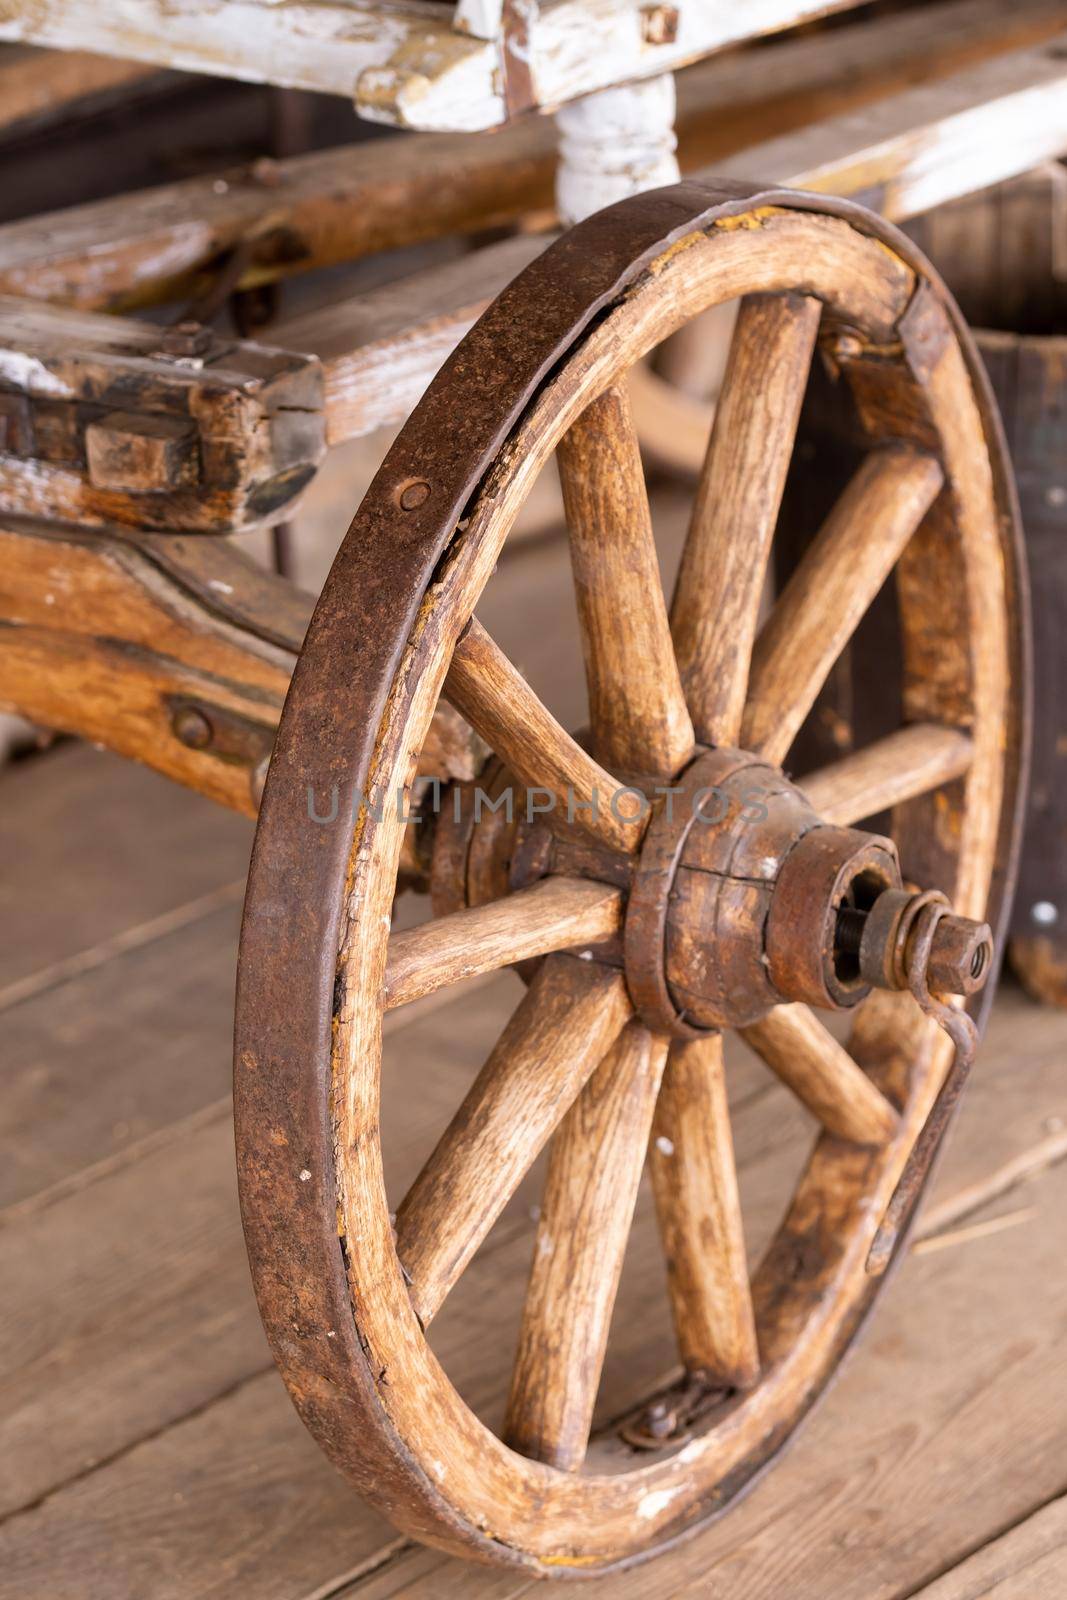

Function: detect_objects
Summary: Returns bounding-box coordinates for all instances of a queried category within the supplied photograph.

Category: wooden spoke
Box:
[445,617,644,856]
[395,954,631,1326]
[742,447,945,765]
[557,383,694,780]
[504,1023,669,1471]
[649,1034,760,1388]
[670,291,822,744]
[741,1003,899,1146]
[384,878,624,1010]
[801,723,975,826]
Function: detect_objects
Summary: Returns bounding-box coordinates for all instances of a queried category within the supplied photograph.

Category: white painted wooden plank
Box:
[710,32,1067,220]
[0,0,878,131]
[0,0,502,127]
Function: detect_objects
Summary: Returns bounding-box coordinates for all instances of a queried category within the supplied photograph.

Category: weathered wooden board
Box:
[321,1137,1067,1598]
[1,1008,1063,1596]
[0,299,325,532]
[714,33,1067,221]
[0,899,241,1214]
[0,962,524,1518]
[0,45,162,133]
[0,0,877,132]
[1,0,1061,315]
[0,743,252,998]
[278,234,546,447]
[911,1495,1067,1598]
[0,130,555,313]
[284,35,1067,442]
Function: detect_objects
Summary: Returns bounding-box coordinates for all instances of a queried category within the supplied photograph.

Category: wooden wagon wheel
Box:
[235,181,1027,1576]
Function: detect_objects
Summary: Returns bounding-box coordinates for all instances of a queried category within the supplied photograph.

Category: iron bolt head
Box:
[159,321,213,359]
[173,705,213,749]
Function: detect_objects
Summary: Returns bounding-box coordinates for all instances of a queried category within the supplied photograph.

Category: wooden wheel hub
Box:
[625,746,902,1037]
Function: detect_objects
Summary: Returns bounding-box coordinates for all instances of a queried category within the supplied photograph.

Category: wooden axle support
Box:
[0,520,484,825]
[0,300,326,534]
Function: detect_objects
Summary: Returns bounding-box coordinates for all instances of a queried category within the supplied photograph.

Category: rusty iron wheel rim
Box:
[234,182,1028,1575]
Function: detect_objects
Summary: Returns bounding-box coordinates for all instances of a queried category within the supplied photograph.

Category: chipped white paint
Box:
[453,0,503,40]
[0,1,433,103]
[207,578,235,595]
[0,0,877,130]
[554,74,679,225]
[637,1485,683,1520]
[299,1168,312,1181]
[655,1134,674,1157]
[0,348,72,397]
[536,1231,553,1258]
[323,39,1067,439]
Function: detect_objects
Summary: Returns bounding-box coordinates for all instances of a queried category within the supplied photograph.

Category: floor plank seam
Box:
[0,1360,276,1530]
[0,878,247,1016]
[893,1480,1067,1598]
[913,1126,1067,1242]
[297,1537,416,1600]
[0,1094,235,1229]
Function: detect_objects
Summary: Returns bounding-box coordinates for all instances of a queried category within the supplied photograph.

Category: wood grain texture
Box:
[0,0,875,132]
[671,292,822,744]
[910,1494,1067,1598]
[800,723,975,826]
[0,46,162,133]
[558,384,693,779]
[395,955,631,1326]
[718,35,1067,226]
[0,297,324,533]
[504,1022,668,1471]
[0,744,251,997]
[649,1034,759,1387]
[741,1004,900,1146]
[1,968,1060,1594]
[445,617,644,855]
[1,0,1059,312]
[383,878,623,1011]
[0,522,480,824]
[743,448,945,764]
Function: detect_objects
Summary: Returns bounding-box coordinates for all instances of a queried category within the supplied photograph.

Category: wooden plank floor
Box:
[2,515,1066,1596]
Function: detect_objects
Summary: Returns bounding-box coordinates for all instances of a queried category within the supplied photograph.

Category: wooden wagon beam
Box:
[0,0,1062,314]
[0,298,326,534]
[0,0,889,133]
[0,46,164,135]
[286,31,1067,445]
[0,519,484,825]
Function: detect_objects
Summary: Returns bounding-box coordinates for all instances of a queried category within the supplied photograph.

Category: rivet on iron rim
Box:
[397,479,431,511]
[172,705,213,749]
